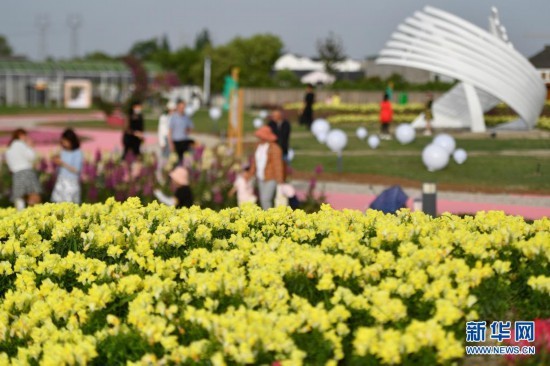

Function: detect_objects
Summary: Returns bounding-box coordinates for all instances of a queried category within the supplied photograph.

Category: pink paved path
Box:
[315,192,550,220]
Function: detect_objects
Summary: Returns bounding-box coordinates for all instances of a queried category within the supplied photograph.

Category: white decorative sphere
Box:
[185,105,196,117]
[311,119,331,138]
[433,133,456,155]
[316,131,329,144]
[422,143,450,171]
[253,118,263,129]
[453,148,468,164]
[395,124,416,145]
[209,107,222,120]
[287,148,295,162]
[326,129,348,153]
[356,127,368,140]
[368,135,380,149]
[259,110,268,119]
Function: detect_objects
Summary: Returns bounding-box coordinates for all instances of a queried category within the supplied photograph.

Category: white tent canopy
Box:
[274,54,324,71]
[300,71,336,85]
[333,59,362,72]
[274,53,362,73]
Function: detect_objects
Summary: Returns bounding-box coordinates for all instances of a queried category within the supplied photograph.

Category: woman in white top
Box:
[157,100,176,181]
[51,129,83,204]
[248,126,284,210]
[5,129,41,210]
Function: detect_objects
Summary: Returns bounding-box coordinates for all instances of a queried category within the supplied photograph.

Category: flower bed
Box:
[0,202,548,365]
[282,102,550,130]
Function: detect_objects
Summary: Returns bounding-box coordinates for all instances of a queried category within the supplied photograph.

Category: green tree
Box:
[129,38,161,60]
[316,31,345,75]
[194,29,212,51]
[160,34,170,52]
[0,35,13,56]
[207,34,284,91]
[169,47,202,85]
[83,51,115,61]
[273,69,300,87]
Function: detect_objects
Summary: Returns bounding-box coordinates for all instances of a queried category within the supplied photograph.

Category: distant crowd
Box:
[5,99,298,211]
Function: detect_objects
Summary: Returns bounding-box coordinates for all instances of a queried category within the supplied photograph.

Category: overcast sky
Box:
[2,0,550,61]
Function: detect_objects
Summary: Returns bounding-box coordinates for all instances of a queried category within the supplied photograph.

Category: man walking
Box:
[168,100,194,163]
[268,108,291,162]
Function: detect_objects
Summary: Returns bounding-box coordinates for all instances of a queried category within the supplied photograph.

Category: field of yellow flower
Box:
[0,199,549,365]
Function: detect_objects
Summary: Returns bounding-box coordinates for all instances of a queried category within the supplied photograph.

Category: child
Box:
[5,129,41,210]
[276,183,301,209]
[153,165,193,208]
[51,129,83,203]
[229,165,257,206]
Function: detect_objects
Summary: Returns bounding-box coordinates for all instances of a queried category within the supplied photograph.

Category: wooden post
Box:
[228,89,244,158]
[236,89,244,158]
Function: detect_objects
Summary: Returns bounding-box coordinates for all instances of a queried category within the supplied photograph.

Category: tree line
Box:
[0,31,453,93]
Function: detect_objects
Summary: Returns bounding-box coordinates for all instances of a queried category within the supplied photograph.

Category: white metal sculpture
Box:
[376,6,546,132]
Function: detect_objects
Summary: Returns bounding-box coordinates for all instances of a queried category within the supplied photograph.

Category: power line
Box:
[35,14,50,60]
[67,13,83,59]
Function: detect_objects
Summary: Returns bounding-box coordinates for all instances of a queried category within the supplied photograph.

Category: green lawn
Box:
[291,130,550,153]
[291,154,549,192]
[289,126,550,193]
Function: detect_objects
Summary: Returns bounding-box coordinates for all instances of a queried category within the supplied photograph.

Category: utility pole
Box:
[203,57,211,105]
[36,14,50,60]
[67,14,83,59]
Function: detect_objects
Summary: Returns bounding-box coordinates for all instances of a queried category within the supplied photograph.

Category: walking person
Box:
[157,100,176,181]
[51,129,83,203]
[300,83,315,129]
[379,93,393,140]
[122,101,145,159]
[5,129,41,210]
[168,100,195,163]
[424,93,434,136]
[248,126,284,210]
[267,108,291,162]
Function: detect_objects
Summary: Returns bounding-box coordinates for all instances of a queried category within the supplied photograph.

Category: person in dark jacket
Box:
[300,83,315,129]
[268,108,291,161]
[123,101,145,159]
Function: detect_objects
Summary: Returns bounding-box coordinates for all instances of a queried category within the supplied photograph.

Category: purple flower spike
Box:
[94,149,102,163]
[88,164,97,180]
[213,189,223,204]
[142,180,153,197]
[124,151,136,165]
[193,145,205,161]
[105,159,115,171]
[227,170,236,183]
[87,185,98,202]
[39,158,48,172]
[115,190,126,202]
[128,184,137,197]
[105,174,115,190]
[309,178,317,192]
